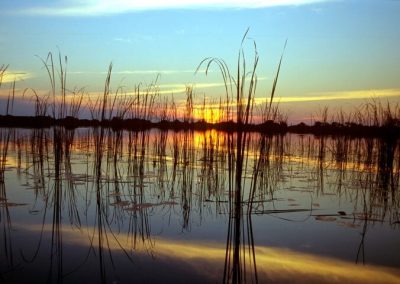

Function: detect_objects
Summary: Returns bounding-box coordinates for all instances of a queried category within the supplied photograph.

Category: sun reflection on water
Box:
[0,128,399,283]
[18,224,400,284]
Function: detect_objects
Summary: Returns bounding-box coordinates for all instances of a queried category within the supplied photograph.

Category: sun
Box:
[193,106,222,124]
[204,108,220,124]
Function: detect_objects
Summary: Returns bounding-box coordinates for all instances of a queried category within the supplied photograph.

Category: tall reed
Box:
[37,52,66,119]
[23,88,49,117]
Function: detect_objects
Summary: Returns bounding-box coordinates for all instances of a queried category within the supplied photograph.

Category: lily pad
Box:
[315,216,337,222]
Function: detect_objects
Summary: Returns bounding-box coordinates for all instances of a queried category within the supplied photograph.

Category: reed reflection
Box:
[0,128,398,283]
[0,128,19,279]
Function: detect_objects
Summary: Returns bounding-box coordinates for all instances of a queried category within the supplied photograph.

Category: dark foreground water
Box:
[0,127,399,283]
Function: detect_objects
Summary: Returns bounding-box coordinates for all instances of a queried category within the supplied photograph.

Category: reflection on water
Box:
[11,224,400,284]
[0,127,399,283]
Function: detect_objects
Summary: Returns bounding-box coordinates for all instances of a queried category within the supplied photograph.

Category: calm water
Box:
[0,127,399,283]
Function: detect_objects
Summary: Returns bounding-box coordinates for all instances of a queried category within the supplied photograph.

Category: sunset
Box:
[1,0,399,122]
[0,1,399,283]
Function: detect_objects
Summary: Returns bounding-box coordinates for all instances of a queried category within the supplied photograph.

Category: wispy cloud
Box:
[116,70,202,75]
[68,69,209,75]
[1,70,34,84]
[113,37,132,43]
[19,0,332,16]
[254,88,400,104]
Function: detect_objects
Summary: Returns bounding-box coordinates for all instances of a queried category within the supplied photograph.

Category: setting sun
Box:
[1,1,399,283]
[193,105,223,124]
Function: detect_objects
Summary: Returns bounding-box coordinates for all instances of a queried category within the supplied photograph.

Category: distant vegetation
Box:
[0,35,399,138]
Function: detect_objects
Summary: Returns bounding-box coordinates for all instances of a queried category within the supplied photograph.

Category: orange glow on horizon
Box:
[195,107,221,124]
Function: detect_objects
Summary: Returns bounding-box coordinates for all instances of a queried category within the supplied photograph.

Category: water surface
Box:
[0,127,399,283]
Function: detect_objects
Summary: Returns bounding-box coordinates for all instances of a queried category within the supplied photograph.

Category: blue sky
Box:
[1,0,399,122]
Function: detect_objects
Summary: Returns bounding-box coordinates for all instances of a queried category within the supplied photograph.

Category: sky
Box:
[0,0,399,123]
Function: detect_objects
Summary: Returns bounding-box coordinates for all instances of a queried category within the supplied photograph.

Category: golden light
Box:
[1,70,34,84]
[193,104,223,124]
[204,108,220,123]
[21,223,400,284]
[193,129,224,150]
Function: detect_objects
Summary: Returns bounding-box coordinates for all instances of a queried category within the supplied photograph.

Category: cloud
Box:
[0,70,34,84]
[19,0,332,16]
[113,37,132,43]
[116,69,199,75]
[68,69,210,75]
[254,88,400,104]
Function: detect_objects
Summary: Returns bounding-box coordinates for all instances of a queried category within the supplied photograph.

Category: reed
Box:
[101,63,113,122]
[0,65,16,116]
[67,87,85,118]
[312,99,400,130]
[264,40,287,122]
[196,28,258,126]
[5,80,16,116]
[0,64,8,88]
[1,122,399,282]
[184,85,194,123]
[37,52,65,119]
[23,88,49,117]
[0,129,11,183]
[2,42,400,136]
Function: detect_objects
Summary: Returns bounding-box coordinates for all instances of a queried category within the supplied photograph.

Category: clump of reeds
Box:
[131,77,160,121]
[0,66,12,182]
[88,63,113,121]
[0,130,11,183]
[363,99,400,128]
[0,65,17,116]
[311,98,400,130]
[0,64,8,84]
[184,85,194,124]
[312,106,329,127]
[23,88,49,117]
[37,51,86,120]
[197,29,287,127]
[37,52,66,119]
[196,28,258,126]
[5,81,16,117]
[195,29,287,284]
[67,87,85,118]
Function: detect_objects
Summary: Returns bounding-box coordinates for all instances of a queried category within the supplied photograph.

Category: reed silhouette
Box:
[0,176,15,280]
[2,38,399,138]
[0,33,399,283]
[0,127,398,282]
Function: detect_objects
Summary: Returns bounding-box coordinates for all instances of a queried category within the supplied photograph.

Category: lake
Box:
[0,127,399,283]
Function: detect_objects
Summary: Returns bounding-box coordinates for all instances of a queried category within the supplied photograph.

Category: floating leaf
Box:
[157,201,179,206]
[315,216,336,222]
[0,202,28,207]
[110,200,130,207]
[337,221,360,228]
[260,209,313,214]
[125,203,154,211]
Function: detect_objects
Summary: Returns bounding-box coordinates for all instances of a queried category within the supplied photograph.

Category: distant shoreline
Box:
[1,115,399,138]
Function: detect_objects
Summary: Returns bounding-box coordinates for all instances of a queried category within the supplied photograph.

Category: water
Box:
[0,127,399,283]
